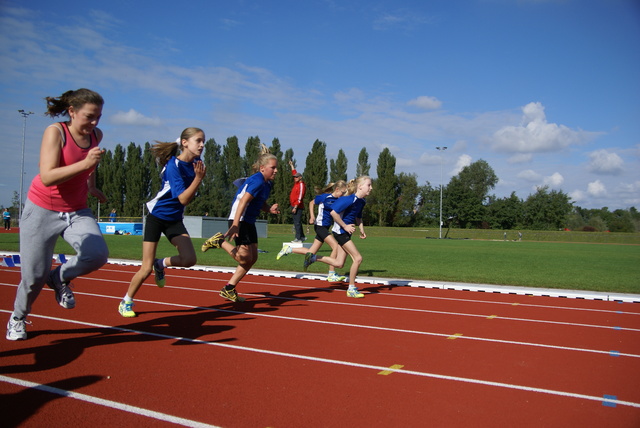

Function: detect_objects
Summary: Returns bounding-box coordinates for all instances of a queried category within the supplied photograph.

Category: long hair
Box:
[151,127,204,167]
[45,88,104,117]
[322,180,347,194]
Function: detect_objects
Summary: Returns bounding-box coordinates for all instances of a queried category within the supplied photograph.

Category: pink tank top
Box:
[27,122,99,212]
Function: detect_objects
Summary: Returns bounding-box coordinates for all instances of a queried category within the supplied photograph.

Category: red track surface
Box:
[1,260,639,427]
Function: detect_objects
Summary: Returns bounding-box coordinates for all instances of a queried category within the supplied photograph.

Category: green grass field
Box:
[1,227,638,294]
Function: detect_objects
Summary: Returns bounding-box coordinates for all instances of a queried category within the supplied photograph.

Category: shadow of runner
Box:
[1,375,102,428]
[0,303,278,374]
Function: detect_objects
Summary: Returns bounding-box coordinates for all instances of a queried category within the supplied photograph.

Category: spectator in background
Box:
[109,208,117,222]
[289,160,306,242]
[2,208,10,230]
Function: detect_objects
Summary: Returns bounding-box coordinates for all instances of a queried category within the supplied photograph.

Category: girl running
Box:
[7,88,109,340]
[276,180,348,283]
[201,146,279,302]
[118,128,206,317]
[304,176,372,298]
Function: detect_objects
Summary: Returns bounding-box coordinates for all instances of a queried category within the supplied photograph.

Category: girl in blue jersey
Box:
[201,147,280,302]
[305,176,372,298]
[118,128,206,317]
[276,181,348,282]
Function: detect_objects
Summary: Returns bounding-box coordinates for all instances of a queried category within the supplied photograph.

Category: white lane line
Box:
[3,263,640,315]
[0,374,221,428]
[2,313,639,409]
[7,275,636,333]
[2,285,640,359]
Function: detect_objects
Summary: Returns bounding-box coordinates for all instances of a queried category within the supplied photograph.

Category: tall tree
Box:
[356,147,370,177]
[224,136,243,182]
[329,149,348,183]
[268,138,289,224]
[123,143,146,218]
[243,136,262,177]
[369,147,397,226]
[101,144,126,215]
[303,139,328,213]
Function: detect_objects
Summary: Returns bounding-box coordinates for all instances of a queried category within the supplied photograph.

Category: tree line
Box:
[4,136,639,233]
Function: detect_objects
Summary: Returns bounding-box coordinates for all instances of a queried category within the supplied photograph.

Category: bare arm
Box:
[39,126,104,187]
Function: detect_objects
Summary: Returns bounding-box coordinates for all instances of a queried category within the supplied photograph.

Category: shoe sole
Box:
[219,291,246,303]
[119,312,136,318]
[6,333,26,340]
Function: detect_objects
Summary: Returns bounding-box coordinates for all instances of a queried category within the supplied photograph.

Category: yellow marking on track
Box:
[447,333,464,340]
[512,303,520,306]
[487,315,497,319]
[378,364,404,375]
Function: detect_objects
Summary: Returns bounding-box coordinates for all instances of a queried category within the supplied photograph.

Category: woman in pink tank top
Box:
[6,88,110,341]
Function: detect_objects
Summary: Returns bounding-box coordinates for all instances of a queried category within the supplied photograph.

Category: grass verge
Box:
[1,230,638,294]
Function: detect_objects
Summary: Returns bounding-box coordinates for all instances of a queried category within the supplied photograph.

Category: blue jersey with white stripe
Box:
[146,156,198,221]
[330,194,366,234]
[314,193,338,227]
[228,171,273,224]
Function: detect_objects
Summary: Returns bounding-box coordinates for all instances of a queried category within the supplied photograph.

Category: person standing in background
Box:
[2,208,10,230]
[289,160,306,242]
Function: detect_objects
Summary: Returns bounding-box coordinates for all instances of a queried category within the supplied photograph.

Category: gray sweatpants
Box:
[12,198,109,319]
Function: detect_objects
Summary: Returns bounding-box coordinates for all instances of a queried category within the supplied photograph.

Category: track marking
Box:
[378,364,404,375]
[3,313,639,409]
[3,264,640,316]
[0,375,220,428]
[2,289,640,359]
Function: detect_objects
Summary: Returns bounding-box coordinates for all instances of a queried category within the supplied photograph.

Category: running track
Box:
[1,257,639,427]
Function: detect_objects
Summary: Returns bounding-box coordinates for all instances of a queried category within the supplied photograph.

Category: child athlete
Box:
[7,88,109,340]
[276,181,348,282]
[304,176,372,298]
[201,146,279,302]
[118,128,206,317]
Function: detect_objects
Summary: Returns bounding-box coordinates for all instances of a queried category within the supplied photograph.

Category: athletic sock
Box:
[124,295,133,303]
[224,284,236,291]
[328,270,336,275]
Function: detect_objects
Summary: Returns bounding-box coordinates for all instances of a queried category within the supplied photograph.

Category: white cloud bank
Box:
[491,102,596,158]
[588,149,623,175]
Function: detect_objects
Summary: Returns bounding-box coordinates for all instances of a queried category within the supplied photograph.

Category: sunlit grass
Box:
[1,229,638,294]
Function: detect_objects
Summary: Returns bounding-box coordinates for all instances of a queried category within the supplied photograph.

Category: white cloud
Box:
[588,149,623,175]
[517,169,541,182]
[111,109,163,126]
[491,102,595,154]
[543,172,564,187]
[587,180,607,197]
[452,154,472,175]
[408,95,442,110]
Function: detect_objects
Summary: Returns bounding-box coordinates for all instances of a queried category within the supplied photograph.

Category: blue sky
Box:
[1,0,638,211]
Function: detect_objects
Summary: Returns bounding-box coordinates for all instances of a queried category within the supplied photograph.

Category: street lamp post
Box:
[18,110,34,226]
[436,146,447,239]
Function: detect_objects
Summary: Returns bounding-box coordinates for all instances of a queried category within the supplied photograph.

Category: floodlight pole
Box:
[436,146,447,239]
[18,110,34,226]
